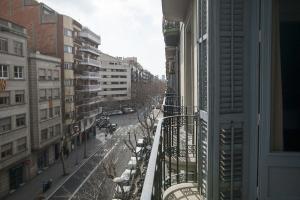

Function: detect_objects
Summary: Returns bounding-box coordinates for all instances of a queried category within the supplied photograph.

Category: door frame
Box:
[258,0,300,199]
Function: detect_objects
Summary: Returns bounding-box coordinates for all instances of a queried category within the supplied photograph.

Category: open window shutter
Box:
[218,0,245,199]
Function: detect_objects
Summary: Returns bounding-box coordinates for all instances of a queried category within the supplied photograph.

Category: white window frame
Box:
[0,65,9,78]
[14,66,24,79]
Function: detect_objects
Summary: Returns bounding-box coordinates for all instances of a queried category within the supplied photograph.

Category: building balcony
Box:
[141,94,202,200]
[73,36,82,45]
[79,27,101,45]
[76,96,103,106]
[79,58,101,68]
[75,85,102,92]
[76,71,101,80]
[77,108,100,120]
[80,44,101,56]
[162,0,191,21]
[163,20,180,46]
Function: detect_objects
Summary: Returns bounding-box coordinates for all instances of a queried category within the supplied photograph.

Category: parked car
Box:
[108,110,123,115]
[137,138,145,147]
[122,107,135,114]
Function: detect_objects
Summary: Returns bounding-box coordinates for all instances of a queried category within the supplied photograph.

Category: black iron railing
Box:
[141,95,199,200]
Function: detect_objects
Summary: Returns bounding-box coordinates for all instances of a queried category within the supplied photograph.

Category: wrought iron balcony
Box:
[163,20,180,46]
[141,95,201,200]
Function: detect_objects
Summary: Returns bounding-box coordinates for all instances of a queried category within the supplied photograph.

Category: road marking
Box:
[68,144,117,200]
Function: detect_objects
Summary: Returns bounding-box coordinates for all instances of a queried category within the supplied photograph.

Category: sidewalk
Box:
[4,133,105,200]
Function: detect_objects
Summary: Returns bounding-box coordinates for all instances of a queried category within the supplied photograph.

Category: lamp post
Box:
[83,119,87,159]
[73,124,79,165]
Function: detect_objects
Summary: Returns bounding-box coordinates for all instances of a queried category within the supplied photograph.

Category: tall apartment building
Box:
[99,53,131,103]
[0,18,30,198]
[0,0,102,149]
[142,0,300,200]
[75,27,101,139]
[27,52,62,175]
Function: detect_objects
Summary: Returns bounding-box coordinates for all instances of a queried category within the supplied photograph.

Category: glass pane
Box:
[271,0,300,151]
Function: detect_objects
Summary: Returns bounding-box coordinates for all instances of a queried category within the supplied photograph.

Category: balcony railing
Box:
[80,45,101,55]
[76,96,102,106]
[79,27,101,45]
[75,85,102,92]
[76,71,101,80]
[79,58,101,68]
[163,20,180,46]
[141,95,200,200]
[77,108,100,119]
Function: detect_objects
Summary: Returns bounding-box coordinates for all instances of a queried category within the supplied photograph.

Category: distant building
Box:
[123,57,154,104]
[99,53,131,103]
[0,18,30,198]
[161,75,165,81]
[27,52,62,175]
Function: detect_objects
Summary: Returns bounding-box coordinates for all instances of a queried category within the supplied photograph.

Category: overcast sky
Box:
[39,0,165,76]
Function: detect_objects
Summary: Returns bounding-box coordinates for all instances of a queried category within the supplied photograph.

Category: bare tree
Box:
[137,104,161,145]
[123,131,139,162]
[73,172,110,200]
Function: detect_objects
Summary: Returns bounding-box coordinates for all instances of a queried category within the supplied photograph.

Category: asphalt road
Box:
[47,112,140,200]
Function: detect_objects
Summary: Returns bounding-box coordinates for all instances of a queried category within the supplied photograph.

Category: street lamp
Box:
[73,124,80,165]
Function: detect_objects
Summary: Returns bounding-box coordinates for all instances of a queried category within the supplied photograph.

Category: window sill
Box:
[0,51,25,58]
[12,78,25,81]
[0,126,28,136]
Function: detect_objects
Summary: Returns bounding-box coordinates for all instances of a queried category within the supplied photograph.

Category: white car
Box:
[128,158,137,169]
[115,185,131,193]
[137,139,144,147]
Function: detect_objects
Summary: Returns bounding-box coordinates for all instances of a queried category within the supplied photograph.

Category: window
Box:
[0,65,8,78]
[64,63,73,69]
[55,124,61,136]
[52,88,59,99]
[17,137,26,152]
[1,143,12,159]
[39,89,46,101]
[0,117,11,133]
[65,95,73,103]
[16,114,26,127]
[40,109,47,120]
[49,126,54,137]
[39,69,46,80]
[0,92,10,106]
[46,89,52,99]
[14,66,24,79]
[271,0,300,151]
[54,106,60,116]
[64,45,72,53]
[46,69,52,80]
[53,70,59,80]
[13,41,23,56]
[15,90,25,104]
[0,38,8,52]
[41,129,48,142]
[49,107,53,118]
[64,79,73,86]
[64,28,73,37]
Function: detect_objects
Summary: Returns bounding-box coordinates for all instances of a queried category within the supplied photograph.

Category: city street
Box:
[3,113,140,200]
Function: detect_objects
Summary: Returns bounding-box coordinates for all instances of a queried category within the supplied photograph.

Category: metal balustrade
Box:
[141,95,200,200]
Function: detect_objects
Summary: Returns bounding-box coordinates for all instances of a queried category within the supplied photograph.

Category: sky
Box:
[39,0,165,77]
